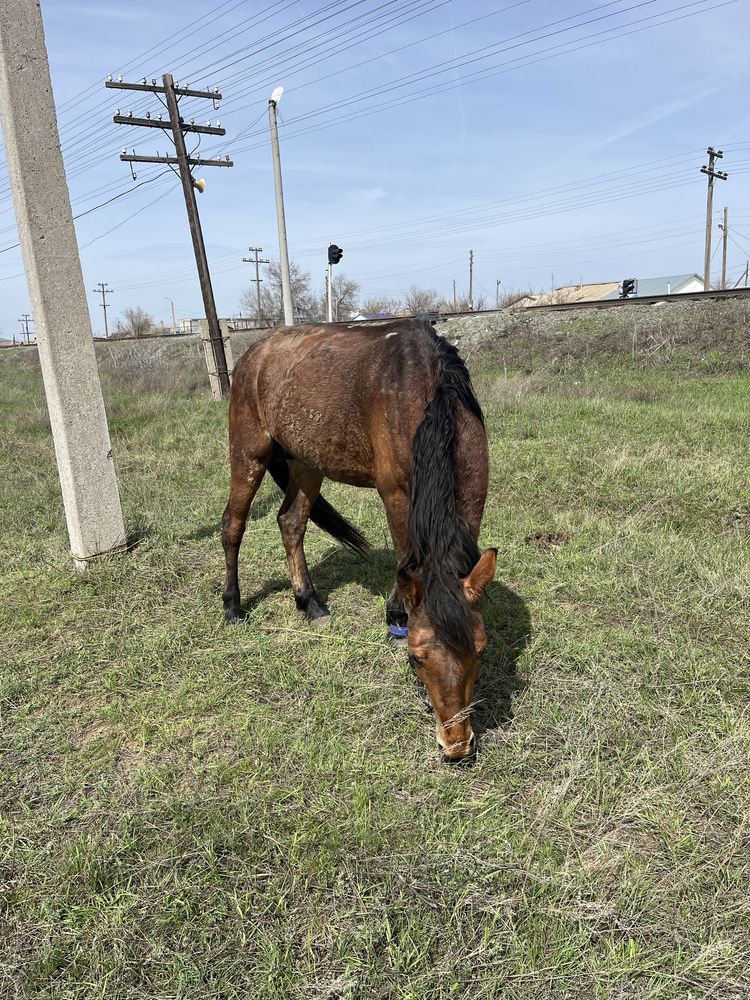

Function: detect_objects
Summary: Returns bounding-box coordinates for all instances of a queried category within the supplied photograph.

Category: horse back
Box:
[231,321,443,487]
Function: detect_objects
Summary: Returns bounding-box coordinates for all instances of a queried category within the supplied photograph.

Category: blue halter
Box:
[388,624,409,639]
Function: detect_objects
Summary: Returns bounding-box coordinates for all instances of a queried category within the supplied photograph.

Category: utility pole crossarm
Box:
[119,153,233,167]
[106,79,222,100]
[114,115,226,136]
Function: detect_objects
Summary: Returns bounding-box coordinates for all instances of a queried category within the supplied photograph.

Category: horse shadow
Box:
[237,543,531,744]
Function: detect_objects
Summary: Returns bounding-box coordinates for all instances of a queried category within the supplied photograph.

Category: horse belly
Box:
[272,400,377,487]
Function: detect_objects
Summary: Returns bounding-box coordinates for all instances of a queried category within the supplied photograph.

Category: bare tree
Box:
[403,285,440,314]
[113,306,155,338]
[324,273,360,321]
[240,259,321,326]
[360,295,402,316]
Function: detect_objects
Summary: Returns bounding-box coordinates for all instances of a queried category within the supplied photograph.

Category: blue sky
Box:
[1,0,749,337]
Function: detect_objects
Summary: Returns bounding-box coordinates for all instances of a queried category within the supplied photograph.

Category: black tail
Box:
[267,452,370,556]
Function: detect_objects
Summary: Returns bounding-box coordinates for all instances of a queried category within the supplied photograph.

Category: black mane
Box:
[402,328,484,655]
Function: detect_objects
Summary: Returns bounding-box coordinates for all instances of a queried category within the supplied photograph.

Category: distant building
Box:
[513,273,707,308]
[602,273,705,298]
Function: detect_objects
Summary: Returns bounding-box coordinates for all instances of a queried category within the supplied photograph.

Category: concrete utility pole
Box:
[719,207,729,289]
[268,87,294,326]
[495,278,501,309]
[700,147,728,292]
[18,313,33,344]
[0,0,125,565]
[93,281,113,338]
[107,73,234,399]
[468,249,474,311]
[242,246,270,327]
[452,279,457,311]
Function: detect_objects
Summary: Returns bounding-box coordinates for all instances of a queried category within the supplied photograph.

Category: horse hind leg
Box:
[222,442,271,623]
[277,463,330,622]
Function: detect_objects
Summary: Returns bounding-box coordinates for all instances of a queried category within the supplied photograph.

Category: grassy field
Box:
[1,345,749,999]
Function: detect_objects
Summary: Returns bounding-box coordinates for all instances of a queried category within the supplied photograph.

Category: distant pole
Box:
[495,278,501,309]
[162,72,230,397]
[268,88,294,325]
[452,279,457,311]
[164,297,177,333]
[242,246,270,327]
[720,207,729,289]
[700,147,728,292]
[18,313,32,344]
[0,0,125,564]
[326,262,333,322]
[93,282,113,338]
[468,249,474,311]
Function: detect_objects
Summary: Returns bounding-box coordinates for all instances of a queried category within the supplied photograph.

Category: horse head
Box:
[398,548,497,761]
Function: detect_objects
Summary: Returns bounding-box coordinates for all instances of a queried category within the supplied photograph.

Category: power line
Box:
[221,0,739,157]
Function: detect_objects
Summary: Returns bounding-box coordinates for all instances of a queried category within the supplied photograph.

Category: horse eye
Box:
[408,653,424,671]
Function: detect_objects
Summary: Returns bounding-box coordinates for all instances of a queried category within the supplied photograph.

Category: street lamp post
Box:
[164,297,177,334]
[268,86,294,326]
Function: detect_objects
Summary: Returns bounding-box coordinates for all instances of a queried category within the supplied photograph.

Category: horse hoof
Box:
[306,600,330,624]
[224,607,244,624]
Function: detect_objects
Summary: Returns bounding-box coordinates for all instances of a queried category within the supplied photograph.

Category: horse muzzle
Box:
[438,727,476,762]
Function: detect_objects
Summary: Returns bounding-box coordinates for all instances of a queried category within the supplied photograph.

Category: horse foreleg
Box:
[222,450,270,623]
[277,464,329,622]
[379,486,410,643]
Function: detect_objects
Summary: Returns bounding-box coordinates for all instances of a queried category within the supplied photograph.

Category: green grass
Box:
[1,352,749,999]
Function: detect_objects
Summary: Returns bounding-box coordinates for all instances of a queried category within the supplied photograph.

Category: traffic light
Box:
[328,244,343,265]
[619,277,637,298]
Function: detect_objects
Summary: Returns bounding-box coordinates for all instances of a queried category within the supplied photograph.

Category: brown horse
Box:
[222,319,496,760]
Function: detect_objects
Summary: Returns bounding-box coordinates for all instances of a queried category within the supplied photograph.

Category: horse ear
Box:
[397,567,424,609]
[463,548,497,605]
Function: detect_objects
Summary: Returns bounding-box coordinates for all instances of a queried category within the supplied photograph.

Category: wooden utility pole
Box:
[107,73,234,399]
[0,0,125,565]
[93,282,113,338]
[468,249,474,311]
[242,246,270,327]
[700,147,728,292]
[719,207,729,289]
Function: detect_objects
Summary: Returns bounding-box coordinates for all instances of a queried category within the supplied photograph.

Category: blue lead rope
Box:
[388,624,409,639]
